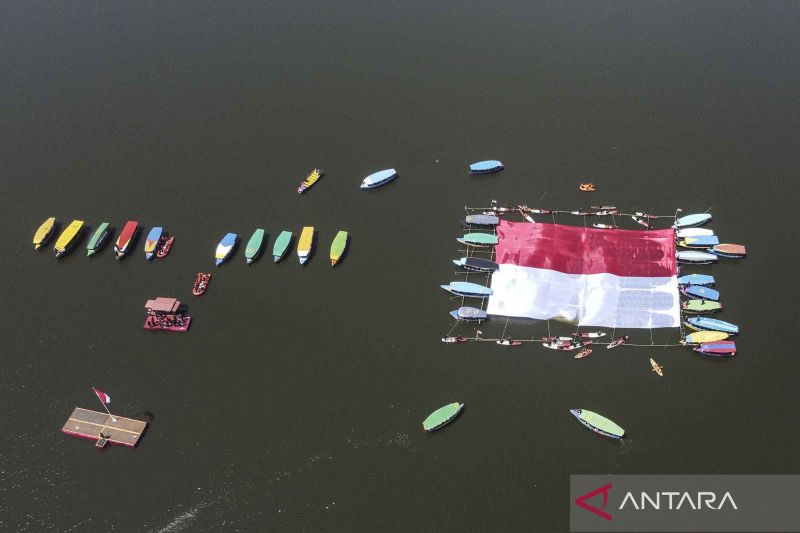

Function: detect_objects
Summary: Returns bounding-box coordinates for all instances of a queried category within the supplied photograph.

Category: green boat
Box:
[422,402,464,432]
[86,222,111,256]
[272,230,292,263]
[329,230,348,266]
[245,228,265,265]
[570,409,625,439]
[456,233,499,247]
[682,299,723,313]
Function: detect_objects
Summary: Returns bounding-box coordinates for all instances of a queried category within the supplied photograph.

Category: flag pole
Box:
[92,388,117,422]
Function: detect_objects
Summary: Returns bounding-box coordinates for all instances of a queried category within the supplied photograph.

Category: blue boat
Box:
[677,273,715,286]
[673,213,712,228]
[469,160,504,174]
[360,168,397,189]
[449,306,488,321]
[215,232,237,266]
[144,226,163,261]
[685,317,739,335]
[681,285,720,301]
[440,282,493,298]
[679,235,720,248]
[452,257,499,272]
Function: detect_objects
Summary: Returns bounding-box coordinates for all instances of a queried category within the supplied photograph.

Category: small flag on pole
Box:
[92,387,111,404]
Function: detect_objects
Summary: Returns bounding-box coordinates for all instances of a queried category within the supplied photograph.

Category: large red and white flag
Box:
[92,387,111,404]
[486,221,680,328]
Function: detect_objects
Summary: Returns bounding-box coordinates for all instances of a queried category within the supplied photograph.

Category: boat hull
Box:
[677,274,715,286]
[360,168,397,189]
[215,233,237,266]
[297,226,314,264]
[115,221,139,260]
[693,341,736,356]
[245,229,265,265]
[685,317,739,335]
[272,231,292,263]
[144,227,163,261]
[33,217,57,250]
[422,403,464,432]
[144,316,191,332]
[681,285,720,301]
[329,230,348,266]
[54,220,85,258]
[469,160,504,174]
[570,409,625,439]
[682,300,723,313]
[441,282,492,298]
[674,213,712,228]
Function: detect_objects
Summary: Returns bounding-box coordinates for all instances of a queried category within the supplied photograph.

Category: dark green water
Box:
[2,2,799,531]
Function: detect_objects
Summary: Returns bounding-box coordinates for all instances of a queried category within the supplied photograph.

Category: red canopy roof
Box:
[144,297,181,313]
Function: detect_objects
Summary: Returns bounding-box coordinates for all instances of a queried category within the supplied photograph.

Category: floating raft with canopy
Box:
[61,407,147,448]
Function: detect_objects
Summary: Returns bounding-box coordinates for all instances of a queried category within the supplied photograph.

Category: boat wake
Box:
[154,497,219,533]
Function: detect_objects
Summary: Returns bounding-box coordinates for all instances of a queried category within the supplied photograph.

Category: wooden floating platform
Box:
[61,407,147,448]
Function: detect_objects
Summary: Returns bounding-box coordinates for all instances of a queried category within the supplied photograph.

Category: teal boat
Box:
[272,230,292,263]
[457,233,499,247]
[422,403,464,432]
[86,222,111,256]
[245,228,265,265]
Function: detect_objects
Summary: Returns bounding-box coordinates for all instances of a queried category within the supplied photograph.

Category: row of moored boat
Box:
[32,218,349,267]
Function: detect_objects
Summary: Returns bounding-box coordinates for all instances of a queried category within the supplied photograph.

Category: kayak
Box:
[574,349,592,359]
[422,403,464,432]
[272,230,292,263]
[650,358,663,377]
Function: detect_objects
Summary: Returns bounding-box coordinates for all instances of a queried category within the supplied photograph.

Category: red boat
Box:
[156,236,174,258]
[606,336,629,349]
[192,272,211,296]
[497,339,523,346]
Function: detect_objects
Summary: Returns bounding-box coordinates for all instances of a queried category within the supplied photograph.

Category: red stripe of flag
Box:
[92,387,111,404]
[494,221,677,277]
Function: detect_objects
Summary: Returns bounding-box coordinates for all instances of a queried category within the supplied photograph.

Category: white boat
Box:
[676,228,714,238]
[677,250,718,264]
[673,213,712,228]
[360,169,397,189]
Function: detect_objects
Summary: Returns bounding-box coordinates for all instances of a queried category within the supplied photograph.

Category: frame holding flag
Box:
[486,221,680,329]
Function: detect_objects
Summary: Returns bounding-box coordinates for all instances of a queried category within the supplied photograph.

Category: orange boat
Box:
[579,183,596,192]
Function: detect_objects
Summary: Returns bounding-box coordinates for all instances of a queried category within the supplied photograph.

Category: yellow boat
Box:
[297,226,314,264]
[33,217,57,250]
[53,220,84,258]
[650,358,663,377]
[297,168,324,194]
[682,330,730,344]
